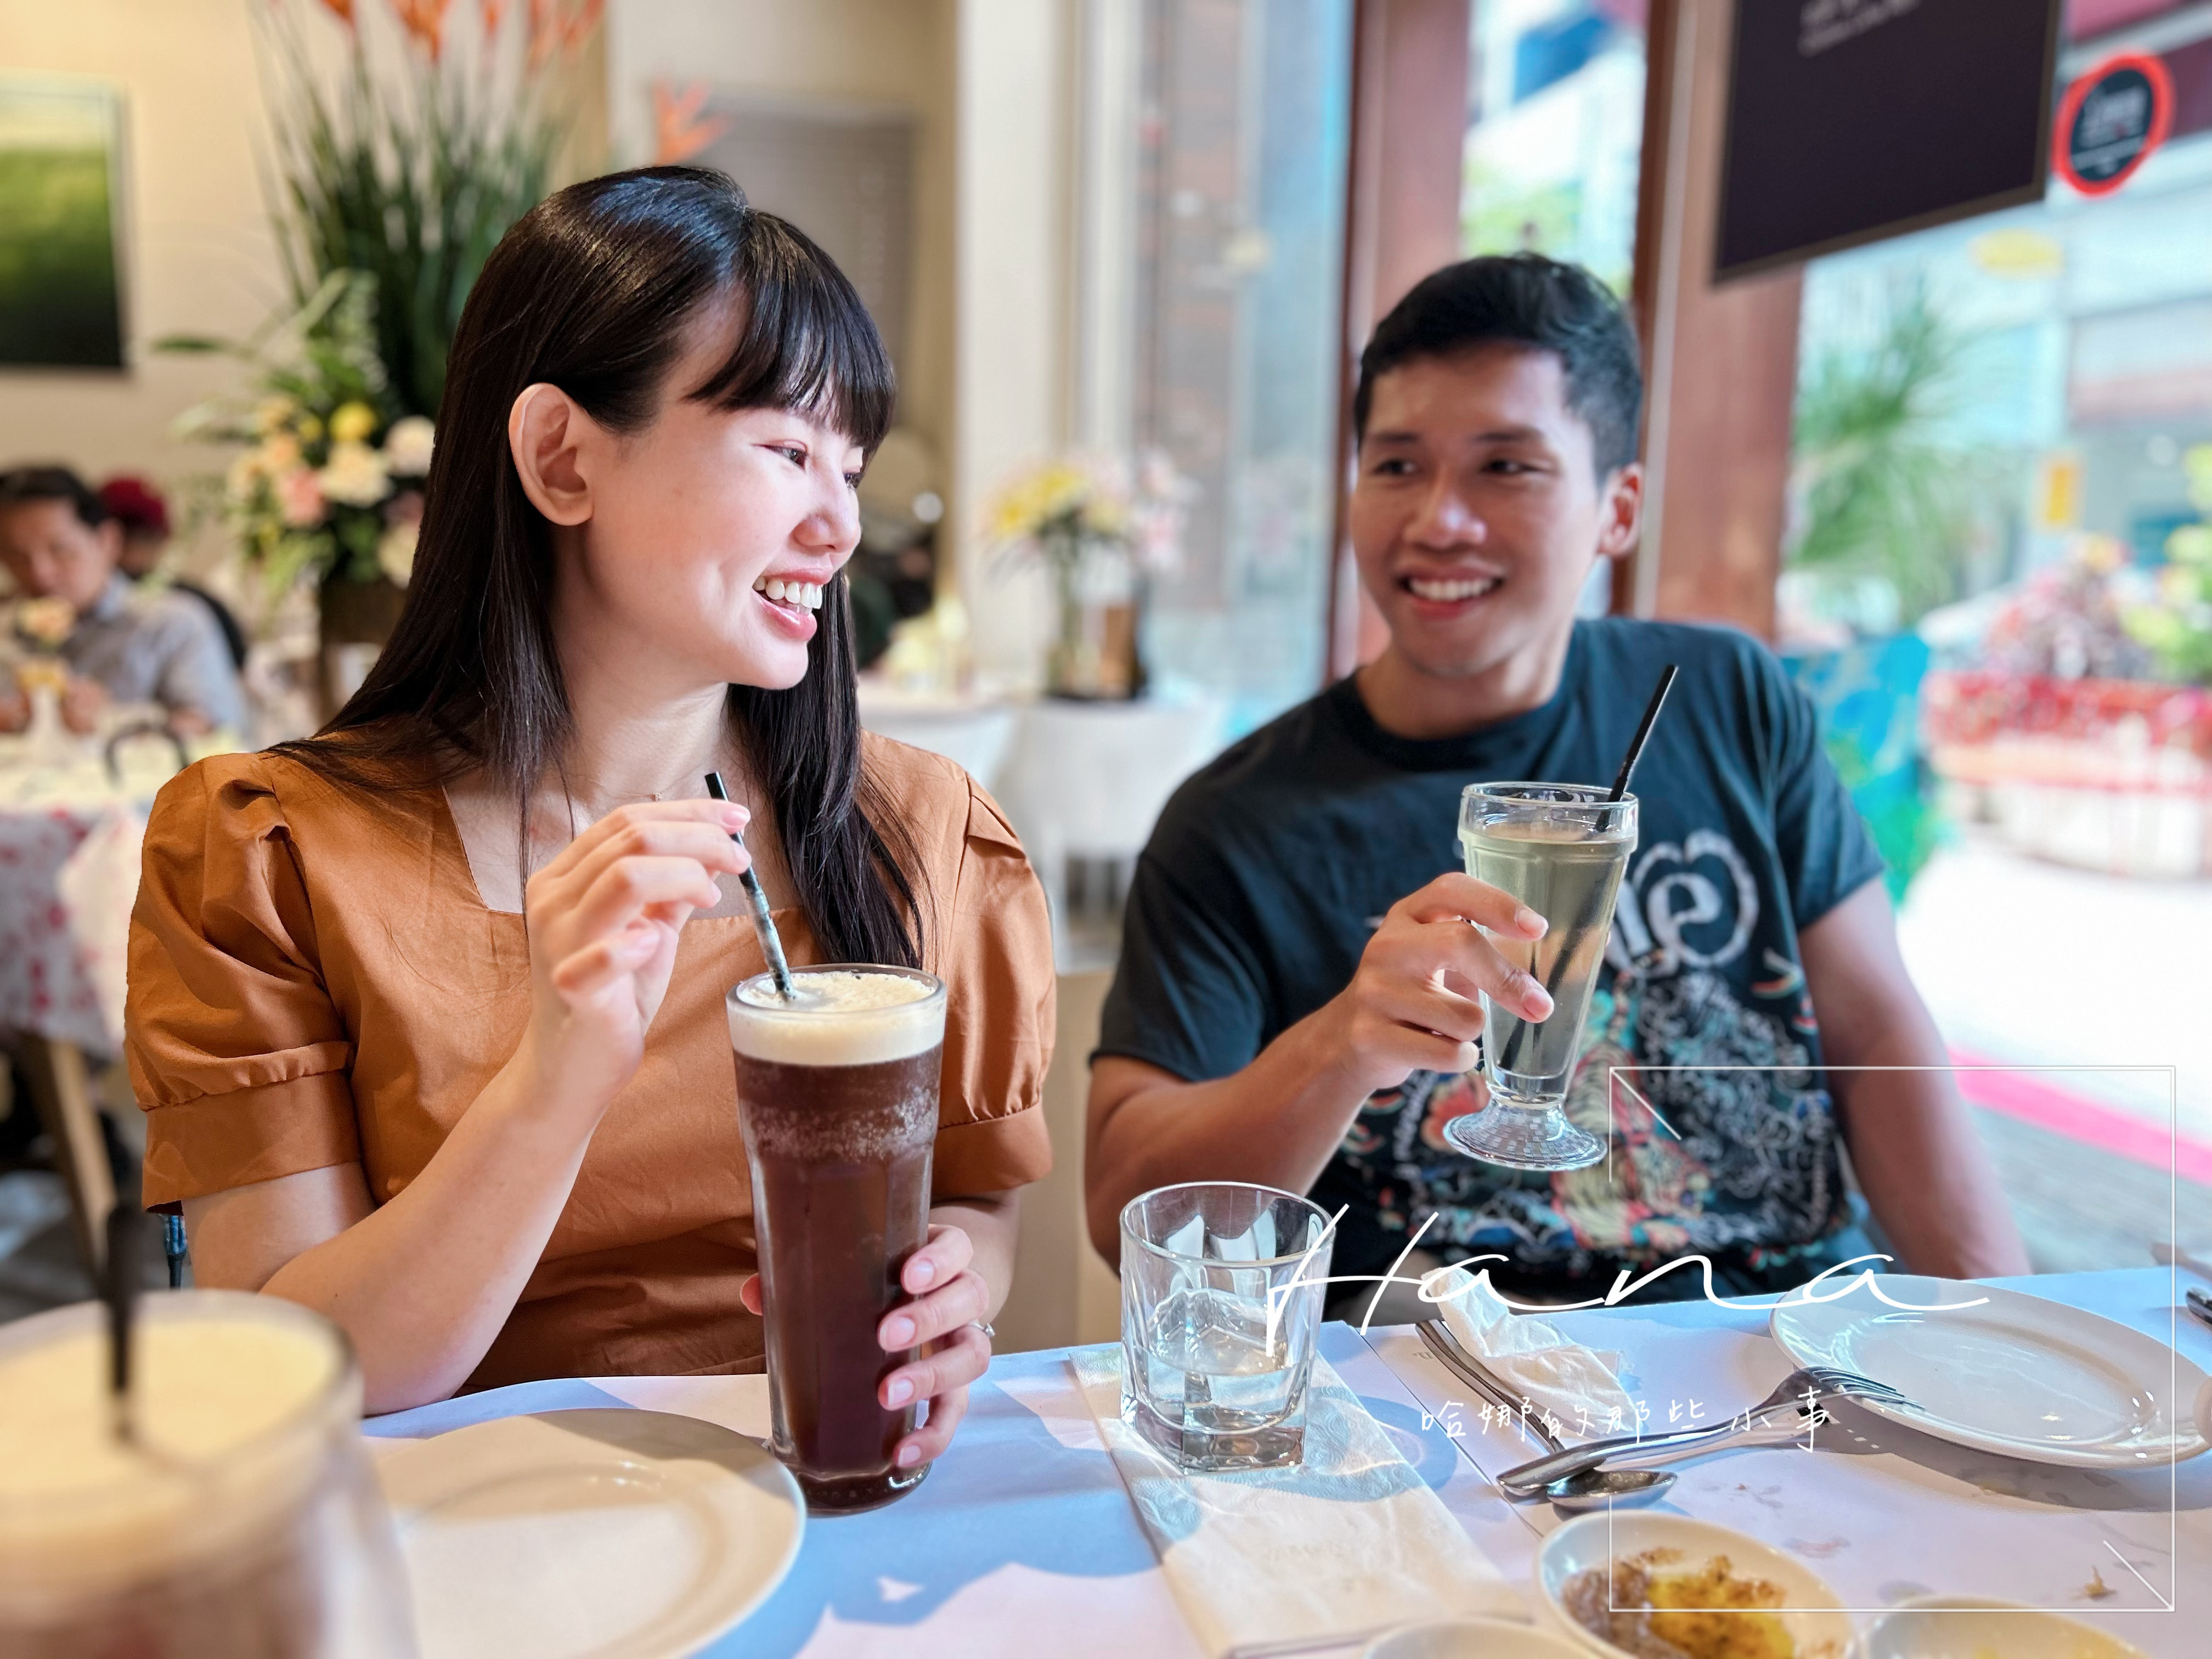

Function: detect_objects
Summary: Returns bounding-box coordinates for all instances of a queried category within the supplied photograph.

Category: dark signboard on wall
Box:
[1714,0,2064,283]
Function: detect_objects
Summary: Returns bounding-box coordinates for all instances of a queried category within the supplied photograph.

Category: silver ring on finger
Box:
[969,1320,995,1341]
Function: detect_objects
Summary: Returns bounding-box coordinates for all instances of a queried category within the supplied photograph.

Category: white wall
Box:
[0,0,283,488]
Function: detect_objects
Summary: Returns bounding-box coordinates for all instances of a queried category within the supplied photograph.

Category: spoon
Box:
[1542,1465,1675,1511]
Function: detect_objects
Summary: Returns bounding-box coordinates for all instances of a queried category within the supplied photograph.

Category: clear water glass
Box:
[1446,782,1639,1172]
[1119,1182,1335,1472]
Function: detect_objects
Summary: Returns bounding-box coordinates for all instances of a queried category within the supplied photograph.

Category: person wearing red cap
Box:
[99,475,249,670]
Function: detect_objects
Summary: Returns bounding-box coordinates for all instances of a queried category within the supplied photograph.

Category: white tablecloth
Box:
[364,1267,2211,1656]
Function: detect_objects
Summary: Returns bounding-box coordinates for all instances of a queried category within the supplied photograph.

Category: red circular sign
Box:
[2054,52,2174,197]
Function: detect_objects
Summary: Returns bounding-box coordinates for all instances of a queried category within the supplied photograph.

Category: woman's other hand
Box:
[736,1221,996,1471]
[520,798,748,1113]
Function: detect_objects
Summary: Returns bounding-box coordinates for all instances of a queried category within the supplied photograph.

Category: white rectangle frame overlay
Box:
[1594,1062,2191,1619]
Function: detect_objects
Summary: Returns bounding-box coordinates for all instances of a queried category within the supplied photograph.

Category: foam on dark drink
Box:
[727,966,947,1513]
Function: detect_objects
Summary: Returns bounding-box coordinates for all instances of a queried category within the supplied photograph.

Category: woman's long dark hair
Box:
[275,167,922,968]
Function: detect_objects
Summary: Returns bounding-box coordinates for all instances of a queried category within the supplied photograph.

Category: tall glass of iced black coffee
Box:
[728,964,947,1514]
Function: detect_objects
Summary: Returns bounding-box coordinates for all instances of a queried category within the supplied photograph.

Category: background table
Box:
[366,1266,2211,1657]
[0,740,180,1270]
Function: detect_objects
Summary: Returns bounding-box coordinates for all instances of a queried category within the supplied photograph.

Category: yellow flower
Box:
[989,461,1097,542]
[296,413,325,444]
[2076,534,2125,576]
[330,400,380,445]
[252,396,299,436]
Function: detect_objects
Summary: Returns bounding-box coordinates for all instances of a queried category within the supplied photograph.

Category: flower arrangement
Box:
[988,452,1190,576]
[987,452,1192,700]
[1982,534,2152,682]
[175,274,432,592]
[262,0,600,421]
[2126,443,2212,685]
[161,0,595,597]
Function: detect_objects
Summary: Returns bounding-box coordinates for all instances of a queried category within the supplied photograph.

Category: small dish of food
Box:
[1360,1616,1592,1658]
[1857,1595,2149,1657]
[1535,1513,1854,1659]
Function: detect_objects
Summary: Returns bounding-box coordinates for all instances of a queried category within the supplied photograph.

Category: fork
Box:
[1414,1320,1568,1452]
[1492,1363,1916,1494]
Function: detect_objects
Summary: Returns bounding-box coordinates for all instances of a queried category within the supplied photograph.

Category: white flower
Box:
[383,415,435,476]
[317,440,391,507]
[376,521,419,588]
[226,448,264,503]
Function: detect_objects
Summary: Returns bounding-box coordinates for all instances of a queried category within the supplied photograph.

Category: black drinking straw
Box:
[1497,665,1678,1074]
[1608,664,1678,803]
[103,1203,142,1445]
[703,771,796,1000]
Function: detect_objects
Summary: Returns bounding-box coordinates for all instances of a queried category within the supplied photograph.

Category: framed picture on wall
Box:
[0,76,127,370]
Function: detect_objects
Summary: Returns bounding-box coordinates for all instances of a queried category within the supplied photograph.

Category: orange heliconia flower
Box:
[651,79,729,165]
[390,0,452,60]
[526,0,603,70]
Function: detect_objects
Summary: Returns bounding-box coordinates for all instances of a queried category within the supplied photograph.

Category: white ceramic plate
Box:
[1535,1512,1855,1659]
[376,1409,804,1659]
[1361,1616,1588,1658]
[1855,1595,2150,1658]
[1769,1276,2211,1470]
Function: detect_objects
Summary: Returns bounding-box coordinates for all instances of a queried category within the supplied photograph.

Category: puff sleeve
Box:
[125,757,359,1210]
[928,776,1056,1198]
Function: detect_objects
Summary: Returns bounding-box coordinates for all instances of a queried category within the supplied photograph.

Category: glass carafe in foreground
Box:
[1447,782,1638,1172]
[729,965,946,1514]
[0,1289,414,1658]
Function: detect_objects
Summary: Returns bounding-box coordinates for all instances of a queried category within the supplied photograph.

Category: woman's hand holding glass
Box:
[740,1220,994,1470]
[520,798,751,1114]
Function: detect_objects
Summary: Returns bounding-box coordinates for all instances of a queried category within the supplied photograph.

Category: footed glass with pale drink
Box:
[1446,782,1638,1172]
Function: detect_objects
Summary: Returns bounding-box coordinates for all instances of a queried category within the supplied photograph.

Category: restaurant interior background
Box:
[1,0,2209,1354]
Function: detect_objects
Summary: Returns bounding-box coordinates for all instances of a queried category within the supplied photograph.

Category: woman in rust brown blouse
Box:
[123,170,1055,1469]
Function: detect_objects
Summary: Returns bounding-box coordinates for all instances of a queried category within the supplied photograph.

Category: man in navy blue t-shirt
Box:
[1085,255,2024,1308]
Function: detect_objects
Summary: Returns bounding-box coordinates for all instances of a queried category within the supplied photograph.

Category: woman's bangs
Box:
[689,213,895,452]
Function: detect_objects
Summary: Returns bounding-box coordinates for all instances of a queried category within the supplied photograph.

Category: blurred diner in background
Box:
[1,2,2208,1656]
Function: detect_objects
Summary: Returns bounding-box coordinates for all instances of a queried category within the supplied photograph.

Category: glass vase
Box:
[1045,536,1146,702]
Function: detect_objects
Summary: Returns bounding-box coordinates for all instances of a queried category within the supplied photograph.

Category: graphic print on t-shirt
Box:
[1339,820,1846,1277]
[1098,618,1886,1297]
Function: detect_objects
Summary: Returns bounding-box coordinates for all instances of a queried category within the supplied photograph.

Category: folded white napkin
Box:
[1423,1266,1637,1436]
[1071,1344,1522,1657]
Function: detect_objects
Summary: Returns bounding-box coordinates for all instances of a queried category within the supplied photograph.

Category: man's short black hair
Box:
[0,465,106,528]
[1352,253,1644,476]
